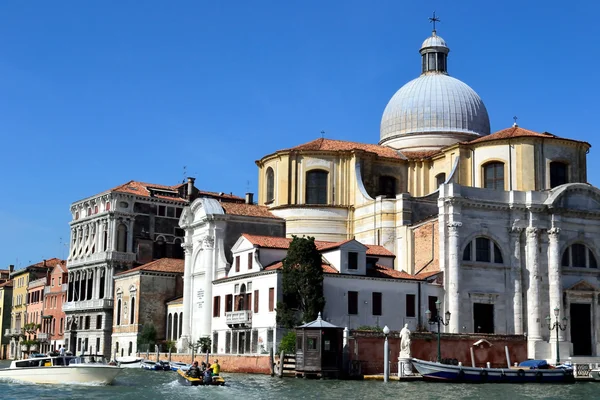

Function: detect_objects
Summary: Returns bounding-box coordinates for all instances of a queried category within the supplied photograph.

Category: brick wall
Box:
[145,353,272,374]
[413,219,439,274]
[349,330,527,375]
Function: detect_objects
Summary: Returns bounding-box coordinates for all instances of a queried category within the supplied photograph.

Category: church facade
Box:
[251,27,599,361]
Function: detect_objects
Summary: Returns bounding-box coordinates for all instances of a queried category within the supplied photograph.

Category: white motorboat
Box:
[169,361,190,371]
[116,356,144,368]
[590,368,600,380]
[0,355,123,385]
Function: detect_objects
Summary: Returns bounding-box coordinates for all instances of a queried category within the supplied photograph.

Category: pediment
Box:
[567,280,597,292]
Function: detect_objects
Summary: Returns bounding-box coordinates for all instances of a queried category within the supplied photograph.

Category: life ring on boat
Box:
[457,369,465,381]
[517,369,525,378]
[535,371,543,382]
[480,369,488,382]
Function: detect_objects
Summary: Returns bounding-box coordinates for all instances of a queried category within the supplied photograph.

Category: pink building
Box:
[26,275,48,354]
[41,261,68,353]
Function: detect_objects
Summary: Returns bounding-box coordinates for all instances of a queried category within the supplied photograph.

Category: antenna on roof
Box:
[321,130,325,139]
[182,165,187,184]
[513,116,518,127]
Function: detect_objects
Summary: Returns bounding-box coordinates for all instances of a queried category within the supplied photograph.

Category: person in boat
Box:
[210,359,220,376]
[200,361,207,371]
[187,361,201,378]
[203,367,213,384]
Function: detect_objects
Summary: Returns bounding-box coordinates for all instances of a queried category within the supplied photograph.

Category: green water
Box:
[0,363,597,400]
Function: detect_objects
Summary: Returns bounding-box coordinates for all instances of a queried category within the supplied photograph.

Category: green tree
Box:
[137,323,157,347]
[276,236,326,328]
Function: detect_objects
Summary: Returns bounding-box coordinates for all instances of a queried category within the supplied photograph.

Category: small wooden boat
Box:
[176,369,225,386]
[411,358,575,383]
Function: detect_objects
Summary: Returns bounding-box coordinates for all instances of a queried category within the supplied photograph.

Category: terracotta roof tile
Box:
[221,203,282,219]
[115,258,184,276]
[466,126,590,146]
[0,280,13,288]
[367,264,428,280]
[109,180,244,203]
[241,234,395,257]
[282,138,403,160]
[401,150,443,160]
[264,261,338,274]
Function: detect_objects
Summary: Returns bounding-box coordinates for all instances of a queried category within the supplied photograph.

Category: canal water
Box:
[0,362,597,400]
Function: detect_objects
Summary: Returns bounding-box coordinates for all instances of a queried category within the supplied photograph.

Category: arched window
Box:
[128,342,132,356]
[116,224,127,252]
[562,243,597,268]
[266,167,275,202]
[179,312,183,338]
[550,161,568,188]
[483,162,505,190]
[105,202,111,211]
[306,170,328,204]
[167,314,172,340]
[378,176,396,198]
[130,297,135,324]
[116,299,122,326]
[436,173,446,187]
[173,313,178,340]
[462,237,504,264]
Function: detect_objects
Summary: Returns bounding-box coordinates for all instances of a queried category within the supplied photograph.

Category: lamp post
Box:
[546,306,567,366]
[383,325,390,382]
[425,300,451,363]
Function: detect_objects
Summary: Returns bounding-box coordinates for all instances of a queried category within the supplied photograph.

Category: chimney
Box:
[245,193,254,204]
[187,177,195,201]
[9,265,14,273]
[43,259,47,267]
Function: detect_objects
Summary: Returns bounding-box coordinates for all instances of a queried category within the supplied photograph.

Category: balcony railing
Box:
[68,251,136,268]
[44,283,69,295]
[4,328,23,338]
[37,333,50,341]
[63,298,114,312]
[226,310,252,325]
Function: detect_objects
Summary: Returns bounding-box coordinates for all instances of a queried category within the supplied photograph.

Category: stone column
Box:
[526,227,542,356]
[510,227,524,334]
[180,242,194,349]
[91,268,97,300]
[548,227,564,341]
[200,236,215,338]
[126,219,134,253]
[447,221,462,333]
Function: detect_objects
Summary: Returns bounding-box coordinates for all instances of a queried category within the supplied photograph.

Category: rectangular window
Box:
[213,332,219,354]
[246,292,252,311]
[406,294,416,317]
[372,292,382,316]
[213,296,221,317]
[225,331,231,354]
[166,207,175,218]
[475,238,491,263]
[96,315,102,329]
[225,294,233,312]
[348,252,358,270]
[59,276,62,285]
[428,296,438,320]
[176,208,183,218]
[52,278,55,286]
[268,288,275,312]
[158,205,166,216]
[235,256,240,272]
[254,290,259,313]
[248,253,253,270]
[348,291,358,315]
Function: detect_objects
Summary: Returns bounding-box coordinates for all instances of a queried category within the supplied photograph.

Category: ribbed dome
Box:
[379,31,490,151]
[380,74,490,140]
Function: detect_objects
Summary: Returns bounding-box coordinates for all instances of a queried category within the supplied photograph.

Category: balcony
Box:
[63,298,114,312]
[68,251,136,268]
[44,283,69,295]
[37,333,50,342]
[4,328,23,338]
[226,310,252,326]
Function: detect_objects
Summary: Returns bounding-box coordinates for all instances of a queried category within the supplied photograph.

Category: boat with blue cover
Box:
[411,358,574,383]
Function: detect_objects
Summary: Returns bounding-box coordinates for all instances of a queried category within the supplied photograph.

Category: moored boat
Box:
[0,355,123,385]
[176,369,225,386]
[141,360,171,371]
[169,361,190,371]
[411,358,574,383]
[116,356,144,368]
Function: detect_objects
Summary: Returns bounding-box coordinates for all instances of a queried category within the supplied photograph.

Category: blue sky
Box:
[0,1,598,267]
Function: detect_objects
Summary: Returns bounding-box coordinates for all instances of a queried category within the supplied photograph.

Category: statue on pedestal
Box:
[400,323,412,358]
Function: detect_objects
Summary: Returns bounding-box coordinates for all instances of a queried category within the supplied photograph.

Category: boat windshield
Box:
[70,355,107,364]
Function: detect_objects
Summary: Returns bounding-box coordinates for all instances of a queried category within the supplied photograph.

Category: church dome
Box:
[379,31,490,151]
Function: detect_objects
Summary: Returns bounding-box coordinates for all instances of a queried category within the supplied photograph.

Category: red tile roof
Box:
[115,258,184,276]
[366,264,436,280]
[278,138,403,160]
[0,280,13,288]
[264,261,338,274]
[241,234,395,257]
[467,126,590,146]
[401,150,443,160]
[109,180,244,203]
[221,203,282,219]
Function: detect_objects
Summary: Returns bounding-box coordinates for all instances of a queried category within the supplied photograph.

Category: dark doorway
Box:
[570,303,592,356]
[473,303,494,333]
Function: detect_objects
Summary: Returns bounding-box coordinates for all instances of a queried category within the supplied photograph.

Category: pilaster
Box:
[510,227,523,334]
[547,227,564,341]
[447,221,462,334]
[526,226,542,357]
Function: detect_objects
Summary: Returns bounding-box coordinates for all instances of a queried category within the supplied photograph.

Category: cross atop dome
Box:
[429,11,440,35]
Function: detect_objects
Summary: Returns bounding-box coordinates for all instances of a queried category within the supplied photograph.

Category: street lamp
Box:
[383,325,390,382]
[546,306,567,365]
[425,300,451,363]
